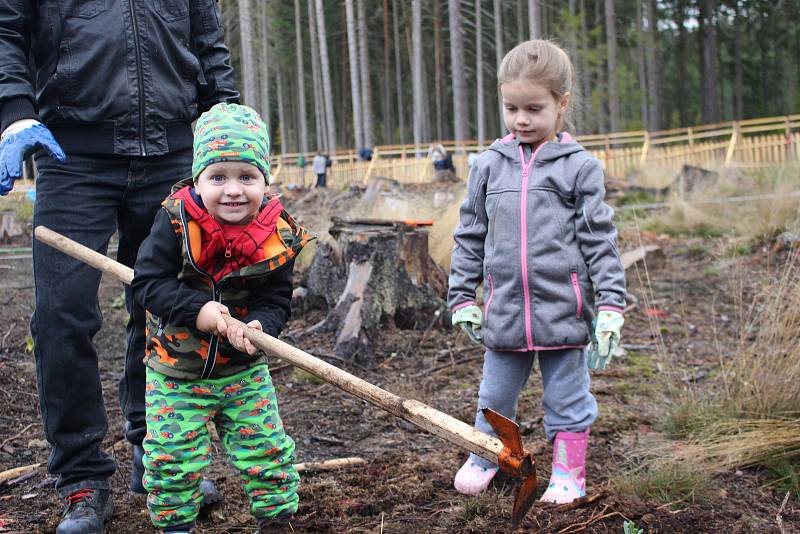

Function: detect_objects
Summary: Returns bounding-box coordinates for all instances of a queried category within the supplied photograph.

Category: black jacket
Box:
[0,0,239,156]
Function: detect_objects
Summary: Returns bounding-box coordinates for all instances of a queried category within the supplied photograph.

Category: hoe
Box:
[35,225,538,526]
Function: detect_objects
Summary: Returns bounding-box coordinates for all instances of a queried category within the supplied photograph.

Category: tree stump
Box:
[305,217,448,366]
[0,210,23,242]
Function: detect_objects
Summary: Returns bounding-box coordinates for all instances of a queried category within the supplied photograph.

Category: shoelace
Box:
[64,489,95,507]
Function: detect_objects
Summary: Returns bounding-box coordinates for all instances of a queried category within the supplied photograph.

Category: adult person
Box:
[0,2,239,533]
[312,151,328,188]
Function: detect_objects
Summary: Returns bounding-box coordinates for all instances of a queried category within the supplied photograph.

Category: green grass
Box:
[613,460,711,507]
[764,457,800,498]
[460,496,487,522]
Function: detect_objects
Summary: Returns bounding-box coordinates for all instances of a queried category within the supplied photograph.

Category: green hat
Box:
[192,102,271,183]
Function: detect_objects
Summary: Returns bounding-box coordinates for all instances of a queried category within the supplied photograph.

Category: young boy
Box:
[132,103,313,534]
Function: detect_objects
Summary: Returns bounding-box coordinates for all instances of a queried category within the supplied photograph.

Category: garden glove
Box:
[452,304,483,344]
[0,120,65,196]
[587,310,624,370]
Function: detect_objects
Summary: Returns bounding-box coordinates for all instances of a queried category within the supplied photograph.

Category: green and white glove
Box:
[452,304,483,344]
[587,310,624,370]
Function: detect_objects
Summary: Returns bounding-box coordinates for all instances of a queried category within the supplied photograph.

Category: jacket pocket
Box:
[60,0,107,19]
[484,272,495,322]
[155,0,190,22]
[570,270,583,319]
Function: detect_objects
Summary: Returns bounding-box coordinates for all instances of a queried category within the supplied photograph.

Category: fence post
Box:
[639,131,651,167]
[362,147,379,184]
[724,121,739,167]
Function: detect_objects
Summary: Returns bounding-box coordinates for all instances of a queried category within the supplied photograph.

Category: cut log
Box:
[305,217,447,365]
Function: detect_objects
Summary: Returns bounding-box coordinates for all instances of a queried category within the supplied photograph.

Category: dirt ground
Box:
[0,183,798,533]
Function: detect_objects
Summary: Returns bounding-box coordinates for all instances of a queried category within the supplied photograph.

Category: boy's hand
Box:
[587,310,624,370]
[227,320,262,355]
[452,304,483,344]
[196,302,229,337]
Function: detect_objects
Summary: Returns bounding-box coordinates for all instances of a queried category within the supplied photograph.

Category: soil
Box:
[1,184,798,533]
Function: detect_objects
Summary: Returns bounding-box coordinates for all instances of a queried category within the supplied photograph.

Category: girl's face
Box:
[500,80,568,147]
[195,162,266,225]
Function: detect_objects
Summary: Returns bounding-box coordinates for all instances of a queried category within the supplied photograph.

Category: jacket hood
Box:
[487,132,585,163]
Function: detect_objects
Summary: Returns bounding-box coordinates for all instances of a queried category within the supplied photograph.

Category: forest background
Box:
[218,0,799,156]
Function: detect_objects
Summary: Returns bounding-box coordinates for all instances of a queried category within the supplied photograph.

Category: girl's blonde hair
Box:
[498,40,575,131]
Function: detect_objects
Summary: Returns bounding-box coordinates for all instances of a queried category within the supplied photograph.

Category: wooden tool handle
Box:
[34,225,505,461]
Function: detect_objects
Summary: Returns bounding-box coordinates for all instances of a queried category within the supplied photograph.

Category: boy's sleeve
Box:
[574,157,626,311]
[448,160,489,310]
[132,209,210,327]
[189,0,240,111]
[244,260,294,337]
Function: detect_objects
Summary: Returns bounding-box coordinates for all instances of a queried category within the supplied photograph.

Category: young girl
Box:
[448,40,626,504]
[133,103,313,533]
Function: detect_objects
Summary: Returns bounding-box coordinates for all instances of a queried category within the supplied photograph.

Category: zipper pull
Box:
[225,241,232,258]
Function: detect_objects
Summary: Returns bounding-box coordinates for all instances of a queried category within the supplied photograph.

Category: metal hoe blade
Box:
[482,408,537,526]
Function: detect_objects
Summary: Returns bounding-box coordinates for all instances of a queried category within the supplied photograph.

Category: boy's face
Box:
[195,162,266,225]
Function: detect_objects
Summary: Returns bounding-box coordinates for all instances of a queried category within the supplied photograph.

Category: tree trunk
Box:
[732,4,743,120]
[238,0,257,107]
[604,0,619,133]
[448,0,468,144]
[345,0,364,150]
[434,0,444,141]
[308,0,326,151]
[294,0,309,155]
[493,0,504,135]
[411,0,423,155]
[475,0,485,146]
[381,0,392,144]
[315,0,337,153]
[392,0,406,144]
[579,0,592,133]
[516,0,524,44]
[528,0,541,39]
[636,0,649,130]
[645,0,661,130]
[594,1,606,133]
[276,67,289,154]
[699,0,720,124]
[675,0,688,127]
[357,0,374,149]
[258,4,271,135]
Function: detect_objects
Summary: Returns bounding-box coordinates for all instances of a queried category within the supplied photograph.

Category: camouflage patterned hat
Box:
[192,102,271,183]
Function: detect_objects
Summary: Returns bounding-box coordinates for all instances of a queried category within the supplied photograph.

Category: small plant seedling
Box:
[623,520,643,534]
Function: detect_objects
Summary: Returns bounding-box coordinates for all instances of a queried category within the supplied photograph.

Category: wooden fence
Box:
[272,114,800,189]
[7,114,800,198]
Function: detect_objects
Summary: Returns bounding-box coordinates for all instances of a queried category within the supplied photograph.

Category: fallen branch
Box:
[776,490,791,534]
[294,457,367,473]
[551,491,608,512]
[0,422,38,448]
[0,463,41,485]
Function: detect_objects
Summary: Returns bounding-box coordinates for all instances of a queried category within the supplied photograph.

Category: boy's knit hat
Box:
[192,102,271,183]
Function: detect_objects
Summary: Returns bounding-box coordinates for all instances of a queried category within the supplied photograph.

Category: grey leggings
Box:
[469,348,597,469]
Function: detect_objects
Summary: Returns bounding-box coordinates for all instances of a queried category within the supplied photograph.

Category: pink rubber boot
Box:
[539,429,589,504]
[453,457,499,495]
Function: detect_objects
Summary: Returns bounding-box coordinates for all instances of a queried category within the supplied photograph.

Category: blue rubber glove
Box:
[587,310,624,370]
[452,304,483,344]
[0,121,66,196]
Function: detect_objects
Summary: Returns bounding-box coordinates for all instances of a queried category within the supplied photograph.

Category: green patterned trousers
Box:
[142,364,299,528]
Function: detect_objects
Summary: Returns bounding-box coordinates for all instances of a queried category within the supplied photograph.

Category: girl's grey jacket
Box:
[448,133,626,352]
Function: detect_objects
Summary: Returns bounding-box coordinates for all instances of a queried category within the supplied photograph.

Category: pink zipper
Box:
[484,273,495,321]
[518,142,547,350]
[570,271,583,319]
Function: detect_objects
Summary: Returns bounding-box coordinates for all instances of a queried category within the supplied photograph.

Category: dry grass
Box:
[639,167,800,244]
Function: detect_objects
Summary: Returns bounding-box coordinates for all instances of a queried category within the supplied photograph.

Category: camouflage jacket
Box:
[133,183,314,379]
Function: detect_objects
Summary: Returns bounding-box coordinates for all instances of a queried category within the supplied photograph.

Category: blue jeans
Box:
[31,150,192,496]
[469,348,598,469]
